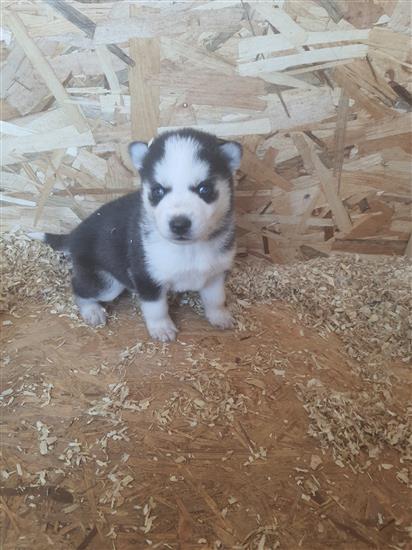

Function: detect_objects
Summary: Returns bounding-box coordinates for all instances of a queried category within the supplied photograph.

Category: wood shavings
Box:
[58,440,90,468]
[244,447,268,467]
[229,255,411,367]
[140,497,157,534]
[156,376,248,430]
[40,382,53,407]
[36,421,56,455]
[299,387,412,470]
[310,454,323,470]
[396,468,410,486]
[100,471,135,508]
[87,381,151,421]
[237,525,279,550]
[0,231,74,315]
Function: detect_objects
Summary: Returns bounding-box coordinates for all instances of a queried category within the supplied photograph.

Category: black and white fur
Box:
[30,128,242,341]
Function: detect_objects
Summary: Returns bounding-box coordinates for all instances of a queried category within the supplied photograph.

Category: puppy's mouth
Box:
[169,235,194,244]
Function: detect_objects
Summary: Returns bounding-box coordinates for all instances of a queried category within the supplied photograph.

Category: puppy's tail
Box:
[28,231,70,252]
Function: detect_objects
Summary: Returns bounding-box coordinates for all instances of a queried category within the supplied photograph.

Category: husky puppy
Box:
[30,128,242,341]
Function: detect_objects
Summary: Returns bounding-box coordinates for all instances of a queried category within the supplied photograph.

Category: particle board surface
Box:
[1,234,411,549]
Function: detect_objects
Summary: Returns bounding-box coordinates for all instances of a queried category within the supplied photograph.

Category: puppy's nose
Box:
[169,216,192,236]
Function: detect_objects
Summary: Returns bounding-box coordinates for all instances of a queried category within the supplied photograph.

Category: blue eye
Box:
[151,184,166,201]
[197,182,212,196]
[194,180,217,203]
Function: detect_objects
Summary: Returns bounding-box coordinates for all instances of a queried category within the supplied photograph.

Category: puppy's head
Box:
[129,129,242,243]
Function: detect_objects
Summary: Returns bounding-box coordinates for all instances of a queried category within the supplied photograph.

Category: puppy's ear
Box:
[128,141,149,171]
[219,141,243,173]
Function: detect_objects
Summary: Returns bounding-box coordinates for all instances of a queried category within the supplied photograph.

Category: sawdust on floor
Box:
[1,232,411,548]
[1,292,411,549]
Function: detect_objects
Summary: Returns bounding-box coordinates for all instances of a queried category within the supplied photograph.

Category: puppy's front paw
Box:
[146,317,177,342]
[206,307,234,330]
[79,302,107,327]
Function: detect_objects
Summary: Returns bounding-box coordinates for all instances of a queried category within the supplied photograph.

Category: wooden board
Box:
[1,0,410,262]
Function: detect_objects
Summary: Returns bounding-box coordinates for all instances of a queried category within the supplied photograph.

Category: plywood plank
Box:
[295,134,353,234]
[94,7,243,44]
[34,149,65,226]
[129,38,160,141]
[253,2,308,46]
[44,0,134,66]
[333,89,351,189]
[239,45,368,76]
[159,118,272,138]
[5,11,89,133]
[239,29,370,60]
[405,233,412,258]
[241,148,292,192]
[95,45,122,95]
[1,126,94,166]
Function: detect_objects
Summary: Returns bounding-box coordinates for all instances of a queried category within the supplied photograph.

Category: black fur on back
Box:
[46,191,162,301]
[44,233,69,251]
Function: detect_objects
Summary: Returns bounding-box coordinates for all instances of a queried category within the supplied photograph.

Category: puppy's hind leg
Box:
[75,296,107,327]
[72,264,107,327]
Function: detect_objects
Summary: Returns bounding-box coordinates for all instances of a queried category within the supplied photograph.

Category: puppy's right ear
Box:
[128,141,149,171]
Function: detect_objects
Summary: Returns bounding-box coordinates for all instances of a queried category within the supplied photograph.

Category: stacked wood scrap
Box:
[1,0,411,262]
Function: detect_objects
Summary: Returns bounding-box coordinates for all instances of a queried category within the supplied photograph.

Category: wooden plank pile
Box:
[1,0,411,262]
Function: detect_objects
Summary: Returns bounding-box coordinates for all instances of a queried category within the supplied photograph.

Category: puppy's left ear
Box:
[128,141,149,171]
[219,141,243,173]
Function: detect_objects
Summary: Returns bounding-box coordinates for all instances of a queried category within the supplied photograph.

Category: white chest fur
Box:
[143,233,234,292]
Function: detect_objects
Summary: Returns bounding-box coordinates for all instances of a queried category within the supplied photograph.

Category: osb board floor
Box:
[1,296,411,550]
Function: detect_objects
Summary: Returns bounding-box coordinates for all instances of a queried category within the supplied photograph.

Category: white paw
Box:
[146,317,177,342]
[206,307,234,330]
[79,302,107,327]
